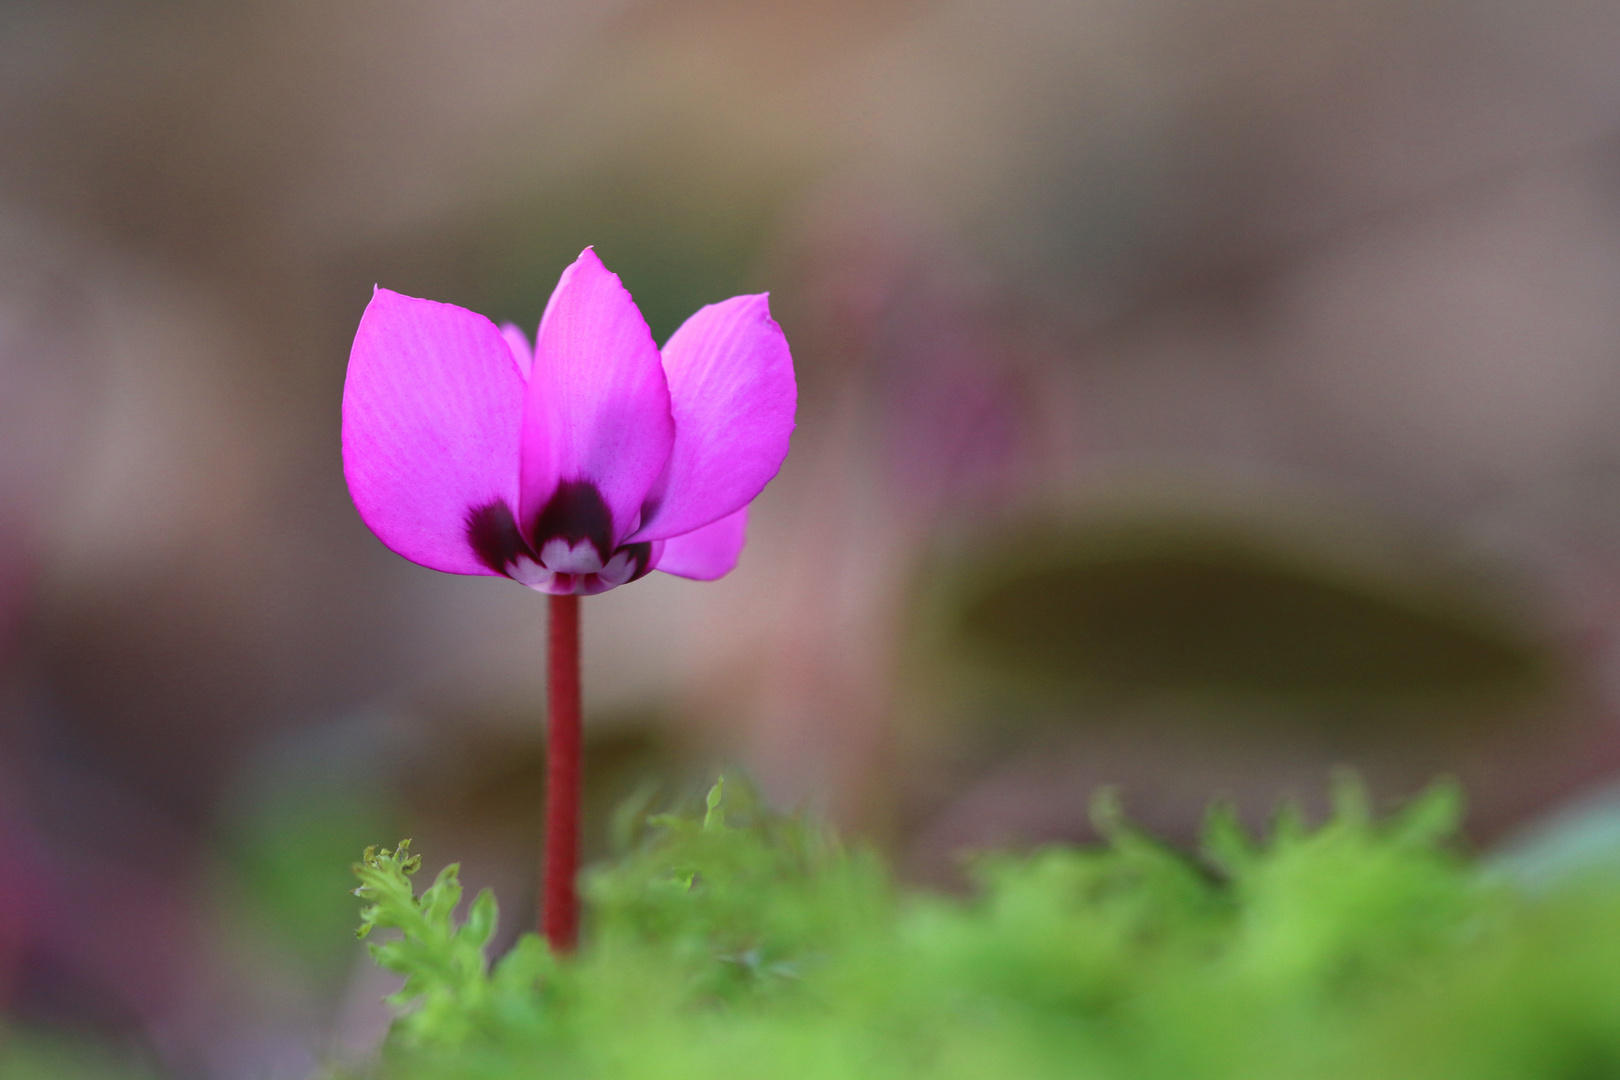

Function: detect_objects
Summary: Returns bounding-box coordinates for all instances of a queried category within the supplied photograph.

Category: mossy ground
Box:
[340,777,1620,1080]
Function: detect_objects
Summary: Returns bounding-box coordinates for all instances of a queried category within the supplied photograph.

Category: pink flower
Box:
[343,249,797,595]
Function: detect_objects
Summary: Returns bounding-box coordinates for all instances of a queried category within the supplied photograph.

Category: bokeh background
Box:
[8,0,1620,1075]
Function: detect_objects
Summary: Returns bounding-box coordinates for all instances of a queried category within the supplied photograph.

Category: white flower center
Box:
[507,555,553,588]
[596,549,640,588]
[538,538,605,575]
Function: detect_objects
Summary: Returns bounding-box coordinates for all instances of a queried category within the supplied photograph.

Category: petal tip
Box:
[364,285,411,311]
[553,246,625,297]
[730,293,779,325]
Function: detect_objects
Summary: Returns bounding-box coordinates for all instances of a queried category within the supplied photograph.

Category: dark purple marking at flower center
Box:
[530,480,615,565]
[467,499,532,574]
[465,485,657,593]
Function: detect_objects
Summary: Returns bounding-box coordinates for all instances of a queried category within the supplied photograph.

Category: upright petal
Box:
[656,506,748,581]
[499,322,533,380]
[633,294,795,542]
[343,289,524,575]
[520,249,674,556]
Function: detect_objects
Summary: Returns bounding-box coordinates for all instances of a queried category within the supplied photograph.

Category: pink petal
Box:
[343,289,524,575]
[499,322,533,380]
[656,506,748,581]
[520,249,674,551]
[633,294,795,542]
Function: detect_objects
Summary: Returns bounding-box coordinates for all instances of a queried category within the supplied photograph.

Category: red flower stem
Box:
[542,593,582,952]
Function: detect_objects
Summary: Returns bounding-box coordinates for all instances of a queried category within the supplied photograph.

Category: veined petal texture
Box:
[343,289,524,575]
[635,294,795,542]
[520,249,674,551]
[657,506,748,581]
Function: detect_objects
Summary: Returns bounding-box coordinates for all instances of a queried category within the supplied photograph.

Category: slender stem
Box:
[542,592,582,952]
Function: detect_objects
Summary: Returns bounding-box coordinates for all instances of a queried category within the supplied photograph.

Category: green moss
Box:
[339,778,1620,1080]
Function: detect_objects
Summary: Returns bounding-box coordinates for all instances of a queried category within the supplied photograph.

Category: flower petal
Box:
[343,288,524,575]
[499,322,533,380]
[520,249,674,552]
[634,294,795,542]
[656,506,748,581]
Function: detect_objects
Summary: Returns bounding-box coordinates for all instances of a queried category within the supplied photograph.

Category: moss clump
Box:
[340,778,1620,1080]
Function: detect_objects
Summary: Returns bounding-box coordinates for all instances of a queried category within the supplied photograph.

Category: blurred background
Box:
[8,0,1620,1074]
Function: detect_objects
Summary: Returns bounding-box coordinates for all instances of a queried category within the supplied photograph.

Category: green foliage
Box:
[339,778,1620,1080]
[351,841,555,1055]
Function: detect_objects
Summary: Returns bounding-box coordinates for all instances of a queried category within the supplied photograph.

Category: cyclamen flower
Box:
[343,249,797,595]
